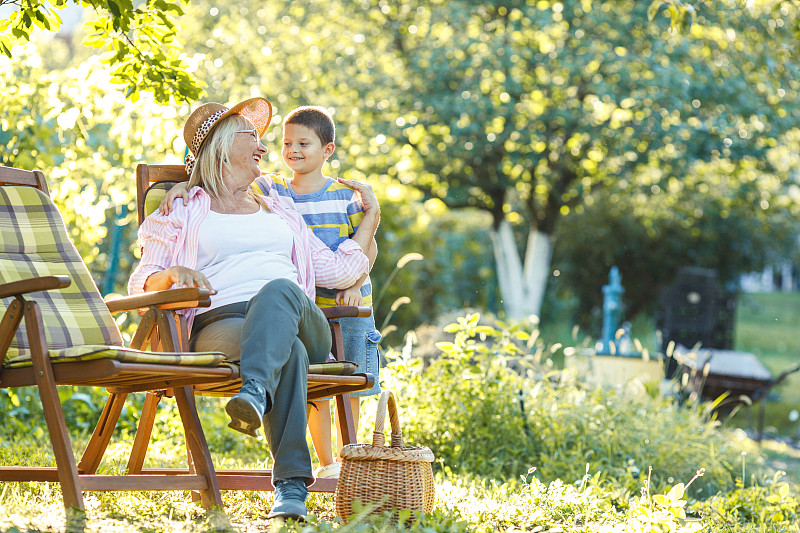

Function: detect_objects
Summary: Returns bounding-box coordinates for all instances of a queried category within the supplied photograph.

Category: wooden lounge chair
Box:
[132,163,374,493]
[0,164,235,511]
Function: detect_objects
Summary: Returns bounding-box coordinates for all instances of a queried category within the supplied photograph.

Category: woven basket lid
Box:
[339,442,435,462]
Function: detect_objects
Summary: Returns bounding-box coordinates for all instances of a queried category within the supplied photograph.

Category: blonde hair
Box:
[188,114,252,200]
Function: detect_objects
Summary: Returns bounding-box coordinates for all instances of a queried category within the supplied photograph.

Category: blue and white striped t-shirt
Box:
[252,173,373,308]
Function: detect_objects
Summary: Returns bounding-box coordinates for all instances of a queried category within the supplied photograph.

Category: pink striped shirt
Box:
[128,184,369,331]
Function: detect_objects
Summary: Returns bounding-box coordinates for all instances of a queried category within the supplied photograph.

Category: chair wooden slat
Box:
[0,165,49,194]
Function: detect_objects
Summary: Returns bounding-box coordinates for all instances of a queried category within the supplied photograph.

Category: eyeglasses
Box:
[236,129,260,141]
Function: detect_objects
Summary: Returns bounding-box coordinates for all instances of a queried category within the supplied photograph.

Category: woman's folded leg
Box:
[238,278,332,482]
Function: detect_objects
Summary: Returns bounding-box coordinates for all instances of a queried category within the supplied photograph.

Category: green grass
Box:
[4,305,800,532]
[541,291,800,438]
[732,292,800,437]
[735,292,800,372]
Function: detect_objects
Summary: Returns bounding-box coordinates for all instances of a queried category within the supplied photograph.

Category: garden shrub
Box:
[383,313,754,498]
[691,471,800,532]
[3,312,800,532]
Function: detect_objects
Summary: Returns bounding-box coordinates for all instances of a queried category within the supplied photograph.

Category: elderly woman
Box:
[128,97,379,520]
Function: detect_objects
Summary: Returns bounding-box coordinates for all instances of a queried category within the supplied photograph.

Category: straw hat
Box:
[183,97,273,174]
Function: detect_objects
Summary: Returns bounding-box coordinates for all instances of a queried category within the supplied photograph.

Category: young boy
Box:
[162,106,380,478]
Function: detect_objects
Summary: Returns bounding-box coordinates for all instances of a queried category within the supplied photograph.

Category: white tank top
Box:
[195,208,299,313]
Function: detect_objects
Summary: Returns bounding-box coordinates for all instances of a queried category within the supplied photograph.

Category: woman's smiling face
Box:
[227,119,267,184]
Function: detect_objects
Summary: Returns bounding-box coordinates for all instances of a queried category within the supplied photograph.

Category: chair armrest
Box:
[323,306,372,320]
[105,288,213,313]
[0,275,71,299]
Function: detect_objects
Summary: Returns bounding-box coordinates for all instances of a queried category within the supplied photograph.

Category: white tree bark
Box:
[491,220,553,321]
[781,261,794,292]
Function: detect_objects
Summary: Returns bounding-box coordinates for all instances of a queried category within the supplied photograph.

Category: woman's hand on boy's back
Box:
[335,285,363,306]
[158,182,191,215]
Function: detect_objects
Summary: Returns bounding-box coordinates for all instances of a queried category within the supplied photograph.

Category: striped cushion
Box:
[4,345,226,368]
[308,361,357,376]
[0,186,124,365]
[143,181,181,219]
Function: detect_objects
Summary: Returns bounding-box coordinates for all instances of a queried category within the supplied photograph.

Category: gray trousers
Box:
[190,278,331,482]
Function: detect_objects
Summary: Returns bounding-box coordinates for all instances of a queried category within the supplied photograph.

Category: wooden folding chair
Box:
[133,163,375,492]
[0,164,240,511]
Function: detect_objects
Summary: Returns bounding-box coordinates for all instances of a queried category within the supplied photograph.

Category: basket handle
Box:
[372,390,403,447]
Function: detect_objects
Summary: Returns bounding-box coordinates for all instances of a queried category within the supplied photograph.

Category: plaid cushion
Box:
[0,186,123,365]
[143,181,182,219]
[4,344,226,368]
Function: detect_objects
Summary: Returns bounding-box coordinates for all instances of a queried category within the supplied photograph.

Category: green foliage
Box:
[653,0,800,53]
[315,0,800,235]
[692,471,800,531]
[649,0,698,34]
[616,468,707,532]
[3,314,800,531]
[503,467,708,532]
[383,313,752,498]
[511,469,616,527]
[383,313,543,479]
[171,0,800,325]
[0,41,182,309]
[372,202,498,342]
[552,148,800,327]
[0,0,202,103]
[732,292,800,436]
[5,1,800,333]
[1,385,144,442]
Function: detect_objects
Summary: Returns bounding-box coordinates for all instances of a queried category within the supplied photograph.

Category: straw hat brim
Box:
[183,97,273,155]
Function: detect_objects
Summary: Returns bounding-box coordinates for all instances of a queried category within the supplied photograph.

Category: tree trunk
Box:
[491,221,553,321]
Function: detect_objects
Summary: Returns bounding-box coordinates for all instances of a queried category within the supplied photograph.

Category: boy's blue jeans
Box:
[190,278,331,484]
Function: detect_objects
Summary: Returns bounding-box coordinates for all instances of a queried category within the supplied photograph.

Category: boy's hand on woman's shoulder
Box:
[158,182,191,215]
[337,178,379,215]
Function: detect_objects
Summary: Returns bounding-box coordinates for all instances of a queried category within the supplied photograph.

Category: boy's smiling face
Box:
[281,123,334,176]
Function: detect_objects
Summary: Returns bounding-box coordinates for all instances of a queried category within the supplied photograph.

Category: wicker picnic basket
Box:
[334,390,435,521]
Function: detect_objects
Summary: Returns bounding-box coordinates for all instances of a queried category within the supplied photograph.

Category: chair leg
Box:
[25,301,84,510]
[330,321,357,445]
[185,438,202,503]
[335,392,356,446]
[155,310,208,499]
[156,310,179,352]
[0,300,23,357]
[178,314,191,352]
[78,392,128,474]
[128,309,157,350]
[182,398,201,504]
[331,320,345,362]
[127,391,163,474]
[173,385,223,509]
[151,329,161,352]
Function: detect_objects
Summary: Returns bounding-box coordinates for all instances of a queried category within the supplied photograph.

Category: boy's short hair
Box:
[284,106,335,145]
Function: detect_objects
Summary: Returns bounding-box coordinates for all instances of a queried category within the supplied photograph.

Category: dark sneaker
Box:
[225,380,268,437]
[267,477,308,520]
